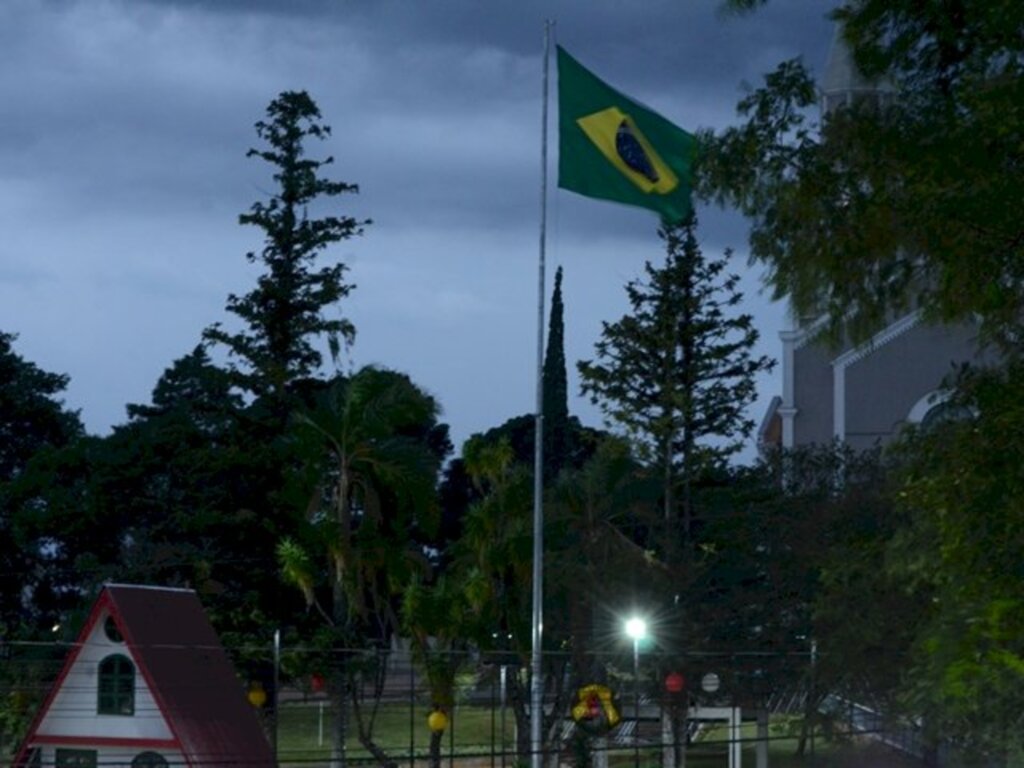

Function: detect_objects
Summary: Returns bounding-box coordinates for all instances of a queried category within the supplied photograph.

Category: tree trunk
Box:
[428,728,444,768]
[329,556,350,767]
[507,670,533,764]
[329,665,347,768]
[358,732,398,768]
[350,649,398,768]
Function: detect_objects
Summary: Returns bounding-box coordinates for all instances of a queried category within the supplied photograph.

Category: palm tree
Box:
[279,365,448,768]
[401,574,472,768]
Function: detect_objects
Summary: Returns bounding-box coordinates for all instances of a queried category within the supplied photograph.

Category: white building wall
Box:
[35,609,174,741]
[36,745,186,768]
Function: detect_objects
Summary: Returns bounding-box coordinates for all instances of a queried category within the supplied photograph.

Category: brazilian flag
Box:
[557,46,696,223]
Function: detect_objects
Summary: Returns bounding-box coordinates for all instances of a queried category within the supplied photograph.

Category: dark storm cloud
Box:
[134,0,835,111]
[0,0,829,449]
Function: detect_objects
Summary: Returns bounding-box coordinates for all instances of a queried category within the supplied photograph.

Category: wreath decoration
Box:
[571,684,620,736]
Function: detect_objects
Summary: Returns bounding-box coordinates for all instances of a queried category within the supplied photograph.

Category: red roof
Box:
[18,584,276,768]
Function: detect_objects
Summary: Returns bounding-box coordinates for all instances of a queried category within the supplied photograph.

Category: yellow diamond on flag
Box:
[576,107,679,196]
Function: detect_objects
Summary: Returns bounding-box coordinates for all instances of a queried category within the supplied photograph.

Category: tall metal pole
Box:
[633,639,641,768]
[530,19,553,768]
[810,637,818,764]
[273,628,280,758]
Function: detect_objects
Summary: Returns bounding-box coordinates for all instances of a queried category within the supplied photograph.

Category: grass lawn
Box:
[275,703,919,768]
[276,700,516,764]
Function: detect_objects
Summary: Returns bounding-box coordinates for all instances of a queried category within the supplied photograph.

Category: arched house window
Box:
[97,654,135,715]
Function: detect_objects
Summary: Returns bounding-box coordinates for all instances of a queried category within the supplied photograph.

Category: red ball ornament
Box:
[664,672,685,694]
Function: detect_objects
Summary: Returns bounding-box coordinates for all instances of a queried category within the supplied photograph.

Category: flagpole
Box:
[530,18,552,768]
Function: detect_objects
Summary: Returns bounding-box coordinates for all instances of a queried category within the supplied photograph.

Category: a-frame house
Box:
[14,584,275,768]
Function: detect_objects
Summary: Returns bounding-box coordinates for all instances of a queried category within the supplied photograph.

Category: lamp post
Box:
[625,617,647,768]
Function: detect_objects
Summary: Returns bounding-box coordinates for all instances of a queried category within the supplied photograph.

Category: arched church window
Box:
[920,400,973,431]
[907,389,973,432]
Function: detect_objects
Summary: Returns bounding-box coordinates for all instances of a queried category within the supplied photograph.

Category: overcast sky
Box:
[0,0,835,461]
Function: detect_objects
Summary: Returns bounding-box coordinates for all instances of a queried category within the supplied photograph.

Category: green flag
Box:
[557,46,696,223]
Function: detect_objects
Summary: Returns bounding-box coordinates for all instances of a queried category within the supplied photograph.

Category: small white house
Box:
[14,584,275,768]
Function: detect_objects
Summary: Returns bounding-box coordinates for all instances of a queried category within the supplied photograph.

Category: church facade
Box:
[759,29,988,453]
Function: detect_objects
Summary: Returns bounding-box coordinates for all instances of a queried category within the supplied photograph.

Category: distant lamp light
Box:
[51,624,61,634]
[624,617,647,642]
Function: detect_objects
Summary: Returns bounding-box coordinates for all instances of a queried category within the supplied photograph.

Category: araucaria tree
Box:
[205,90,368,398]
[578,217,773,547]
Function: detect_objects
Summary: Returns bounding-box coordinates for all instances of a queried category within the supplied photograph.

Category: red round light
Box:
[664,672,685,693]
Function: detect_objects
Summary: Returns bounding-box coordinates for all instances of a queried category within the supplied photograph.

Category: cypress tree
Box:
[542,266,569,484]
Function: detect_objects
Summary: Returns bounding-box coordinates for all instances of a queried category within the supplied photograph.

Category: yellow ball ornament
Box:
[247,682,267,708]
[427,710,449,732]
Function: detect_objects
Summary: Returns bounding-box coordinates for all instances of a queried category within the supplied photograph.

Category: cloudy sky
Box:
[0,0,834,460]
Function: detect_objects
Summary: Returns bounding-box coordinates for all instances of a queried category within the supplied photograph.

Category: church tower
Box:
[819,25,893,115]
[759,24,985,454]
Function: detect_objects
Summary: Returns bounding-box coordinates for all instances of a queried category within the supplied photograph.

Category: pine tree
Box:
[0,332,82,633]
[578,217,773,548]
[205,91,368,399]
[0,332,81,483]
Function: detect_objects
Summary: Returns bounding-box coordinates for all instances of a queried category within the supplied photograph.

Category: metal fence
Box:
[235,643,923,768]
[1,639,940,768]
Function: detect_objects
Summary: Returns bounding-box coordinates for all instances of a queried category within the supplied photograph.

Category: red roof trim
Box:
[32,735,179,749]
[12,590,115,767]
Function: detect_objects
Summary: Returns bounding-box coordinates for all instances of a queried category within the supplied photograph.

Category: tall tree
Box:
[543,266,570,484]
[578,218,773,549]
[0,333,84,754]
[0,332,81,486]
[546,437,662,667]
[18,346,311,648]
[703,3,1024,758]
[205,90,369,399]
[453,437,577,764]
[89,348,285,622]
[704,1,1024,351]
[0,332,83,631]
[882,365,1024,759]
[278,366,449,768]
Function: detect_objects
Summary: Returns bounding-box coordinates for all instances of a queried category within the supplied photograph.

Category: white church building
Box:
[759,29,989,452]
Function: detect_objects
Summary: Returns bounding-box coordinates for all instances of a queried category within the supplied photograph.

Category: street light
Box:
[624,617,647,768]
